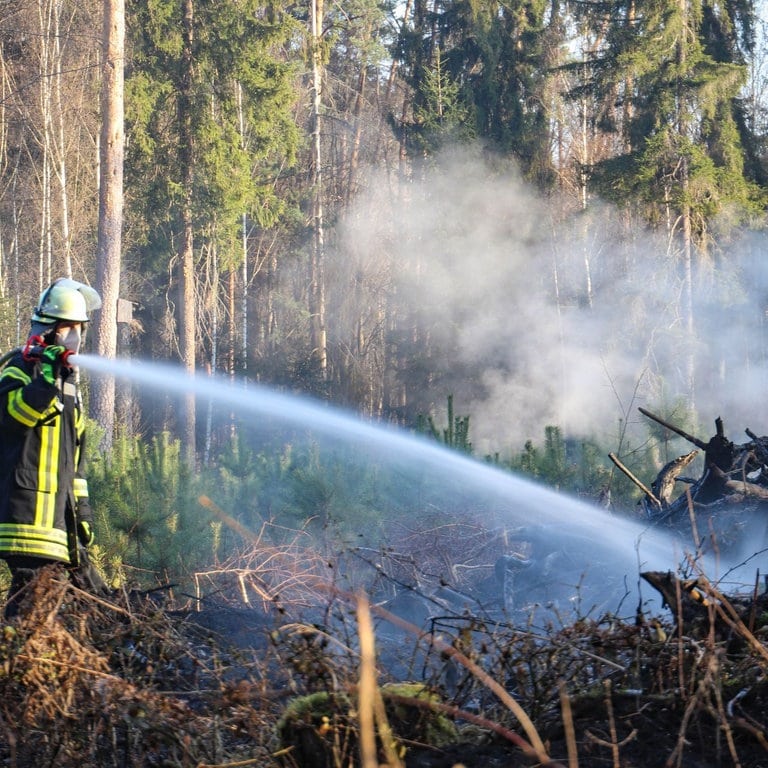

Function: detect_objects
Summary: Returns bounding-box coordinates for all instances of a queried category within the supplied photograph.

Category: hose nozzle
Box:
[22,336,77,370]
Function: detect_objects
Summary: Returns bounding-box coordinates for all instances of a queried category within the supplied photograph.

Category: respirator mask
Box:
[54,324,82,354]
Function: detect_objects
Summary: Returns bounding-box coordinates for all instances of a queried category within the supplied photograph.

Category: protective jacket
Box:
[0,350,92,564]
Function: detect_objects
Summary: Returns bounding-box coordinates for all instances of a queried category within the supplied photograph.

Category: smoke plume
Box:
[335,145,767,456]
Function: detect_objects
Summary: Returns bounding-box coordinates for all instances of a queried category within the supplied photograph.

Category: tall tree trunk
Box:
[38,1,53,288]
[241,234,248,374]
[623,0,636,153]
[203,242,217,466]
[236,84,248,379]
[52,0,72,277]
[92,0,125,450]
[346,67,366,206]
[309,0,327,380]
[677,0,695,409]
[227,266,236,378]
[179,0,196,467]
[39,148,51,287]
[680,173,695,407]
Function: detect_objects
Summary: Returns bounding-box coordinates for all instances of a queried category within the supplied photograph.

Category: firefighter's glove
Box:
[77,520,94,547]
[40,345,67,385]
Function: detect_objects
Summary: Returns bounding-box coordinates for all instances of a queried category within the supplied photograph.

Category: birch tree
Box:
[309,0,327,381]
[0,0,99,334]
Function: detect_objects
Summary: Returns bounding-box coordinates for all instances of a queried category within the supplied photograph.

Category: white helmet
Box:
[31,278,102,325]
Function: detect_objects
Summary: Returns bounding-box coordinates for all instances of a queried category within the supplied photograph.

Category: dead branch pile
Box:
[0,570,278,767]
[611,409,768,554]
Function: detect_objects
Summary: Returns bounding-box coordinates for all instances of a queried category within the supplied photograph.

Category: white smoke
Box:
[334,145,768,455]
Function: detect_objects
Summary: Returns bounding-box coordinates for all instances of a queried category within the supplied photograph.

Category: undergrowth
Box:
[1,529,768,768]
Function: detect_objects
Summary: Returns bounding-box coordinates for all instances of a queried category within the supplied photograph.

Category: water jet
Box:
[76,354,754,622]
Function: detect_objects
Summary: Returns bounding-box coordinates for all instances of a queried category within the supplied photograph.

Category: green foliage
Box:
[508,426,575,489]
[87,430,211,587]
[81,398,710,587]
[416,395,472,453]
[270,443,394,544]
[507,426,621,502]
[195,430,394,550]
[413,48,475,153]
[125,0,302,285]
[394,0,556,182]
[579,0,765,239]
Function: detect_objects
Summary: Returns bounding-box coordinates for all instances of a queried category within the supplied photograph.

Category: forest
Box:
[1,0,764,577]
[3,0,768,764]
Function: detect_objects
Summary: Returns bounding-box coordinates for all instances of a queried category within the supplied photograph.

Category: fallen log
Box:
[709,465,768,501]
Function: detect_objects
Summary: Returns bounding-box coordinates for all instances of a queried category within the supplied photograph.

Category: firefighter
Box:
[0,278,104,618]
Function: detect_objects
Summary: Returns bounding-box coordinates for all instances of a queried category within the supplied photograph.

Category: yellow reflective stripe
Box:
[0,540,68,559]
[0,523,69,561]
[1,366,31,386]
[73,478,89,499]
[0,523,68,544]
[7,389,43,427]
[75,408,85,467]
[75,408,84,464]
[36,421,60,528]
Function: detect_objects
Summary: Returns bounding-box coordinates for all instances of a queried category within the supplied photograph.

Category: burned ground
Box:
[0,512,767,768]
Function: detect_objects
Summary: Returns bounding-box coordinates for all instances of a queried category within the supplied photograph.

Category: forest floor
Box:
[1,523,768,768]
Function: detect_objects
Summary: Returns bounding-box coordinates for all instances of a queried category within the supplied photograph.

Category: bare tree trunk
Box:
[38,147,50,289]
[681,186,695,407]
[37,1,54,288]
[236,84,248,379]
[52,0,72,277]
[227,267,235,378]
[346,67,366,206]
[578,52,593,310]
[0,50,9,307]
[92,0,125,450]
[241,235,248,374]
[203,242,217,466]
[179,0,196,467]
[309,0,327,380]
[10,156,22,341]
[623,0,635,153]
[677,0,695,410]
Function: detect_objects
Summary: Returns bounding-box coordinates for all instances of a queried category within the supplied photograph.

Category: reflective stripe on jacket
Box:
[0,351,89,563]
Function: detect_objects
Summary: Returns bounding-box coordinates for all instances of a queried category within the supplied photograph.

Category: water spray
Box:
[70,352,757,614]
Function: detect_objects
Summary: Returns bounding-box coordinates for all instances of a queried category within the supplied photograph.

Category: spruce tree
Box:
[581,0,764,242]
[393,0,560,185]
[573,0,765,407]
[124,0,300,456]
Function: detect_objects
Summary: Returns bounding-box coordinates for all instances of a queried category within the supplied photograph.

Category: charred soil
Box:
[1,558,768,768]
